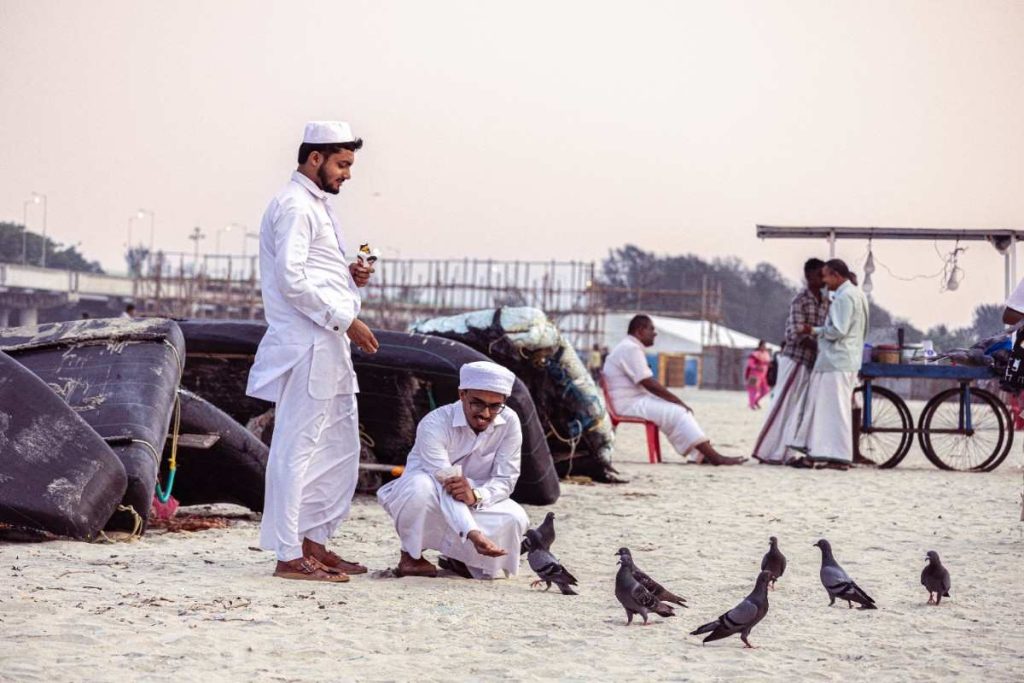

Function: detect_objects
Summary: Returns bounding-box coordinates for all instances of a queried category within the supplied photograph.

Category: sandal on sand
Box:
[786,457,814,469]
[316,549,368,575]
[273,558,350,583]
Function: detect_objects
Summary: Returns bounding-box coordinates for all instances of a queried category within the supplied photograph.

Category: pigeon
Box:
[689,570,772,648]
[614,548,676,625]
[616,547,687,607]
[813,539,877,609]
[521,511,556,554]
[525,530,578,595]
[760,536,787,589]
[921,550,952,605]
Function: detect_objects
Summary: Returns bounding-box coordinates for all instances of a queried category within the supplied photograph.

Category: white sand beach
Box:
[2,389,1022,682]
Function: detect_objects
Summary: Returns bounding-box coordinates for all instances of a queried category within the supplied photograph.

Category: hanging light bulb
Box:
[862,272,873,294]
[864,250,876,276]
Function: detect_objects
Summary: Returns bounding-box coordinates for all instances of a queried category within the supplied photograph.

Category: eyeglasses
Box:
[468,398,506,415]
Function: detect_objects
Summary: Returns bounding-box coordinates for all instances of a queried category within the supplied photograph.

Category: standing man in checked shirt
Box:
[752,258,829,464]
[247,121,379,583]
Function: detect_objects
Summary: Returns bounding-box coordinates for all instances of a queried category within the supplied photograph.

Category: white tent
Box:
[601,313,775,354]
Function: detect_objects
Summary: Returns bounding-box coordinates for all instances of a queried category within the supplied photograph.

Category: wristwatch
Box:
[471,488,483,507]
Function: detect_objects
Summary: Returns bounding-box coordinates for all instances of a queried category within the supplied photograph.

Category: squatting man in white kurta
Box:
[377,361,530,579]
[603,315,745,465]
[246,121,380,583]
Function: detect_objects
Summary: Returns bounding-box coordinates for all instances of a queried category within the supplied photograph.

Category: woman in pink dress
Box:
[745,340,772,410]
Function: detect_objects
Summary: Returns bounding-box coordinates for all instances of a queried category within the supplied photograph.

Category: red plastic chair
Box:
[600,376,662,463]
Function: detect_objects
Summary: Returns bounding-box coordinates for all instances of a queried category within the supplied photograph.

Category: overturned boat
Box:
[0,350,128,540]
[176,320,559,505]
[0,318,185,533]
[159,389,268,512]
[411,307,617,481]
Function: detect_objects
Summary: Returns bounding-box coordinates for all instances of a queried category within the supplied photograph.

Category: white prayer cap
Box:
[459,361,515,396]
[302,121,357,144]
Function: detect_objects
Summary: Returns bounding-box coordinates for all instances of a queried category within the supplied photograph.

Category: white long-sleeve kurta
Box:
[247,170,364,561]
[246,171,362,402]
[377,401,528,579]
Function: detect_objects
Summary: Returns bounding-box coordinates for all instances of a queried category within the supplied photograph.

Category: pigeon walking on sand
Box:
[760,536,787,589]
[614,548,676,625]
[689,570,772,648]
[525,529,578,595]
[617,547,687,607]
[921,550,952,605]
[813,539,877,609]
[521,511,556,554]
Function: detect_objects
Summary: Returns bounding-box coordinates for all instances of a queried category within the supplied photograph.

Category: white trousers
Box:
[620,395,708,456]
[377,471,528,579]
[259,351,360,561]
[753,356,811,463]
[790,370,856,464]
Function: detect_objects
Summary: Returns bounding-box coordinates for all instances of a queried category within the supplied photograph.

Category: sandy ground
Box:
[2,389,1022,682]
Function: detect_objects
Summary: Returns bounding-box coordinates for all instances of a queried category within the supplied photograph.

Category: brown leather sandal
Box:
[273,557,350,583]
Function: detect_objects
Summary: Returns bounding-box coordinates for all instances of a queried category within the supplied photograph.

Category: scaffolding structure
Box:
[129,254,723,347]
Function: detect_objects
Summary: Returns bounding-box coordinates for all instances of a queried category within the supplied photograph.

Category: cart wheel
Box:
[918,387,1010,471]
[981,393,1015,472]
[852,385,913,468]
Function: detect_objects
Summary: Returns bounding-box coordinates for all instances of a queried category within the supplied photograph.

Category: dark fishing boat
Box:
[176,320,559,505]
[159,389,268,512]
[0,318,185,533]
[0,350,127,540]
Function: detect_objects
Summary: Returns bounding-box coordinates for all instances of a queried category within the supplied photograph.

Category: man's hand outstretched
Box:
[347,319,379,354]
[466,530,507,557]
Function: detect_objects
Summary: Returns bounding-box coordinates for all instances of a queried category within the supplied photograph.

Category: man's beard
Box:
[316,165,341,195]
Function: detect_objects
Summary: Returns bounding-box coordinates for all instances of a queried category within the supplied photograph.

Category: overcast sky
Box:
[1,0,1021,330]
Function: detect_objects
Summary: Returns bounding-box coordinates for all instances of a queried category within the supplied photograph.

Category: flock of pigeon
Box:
[520,513,953,648]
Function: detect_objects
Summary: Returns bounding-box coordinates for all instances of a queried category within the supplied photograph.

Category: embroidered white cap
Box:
[458,361,516,396]
[302,121,357,144]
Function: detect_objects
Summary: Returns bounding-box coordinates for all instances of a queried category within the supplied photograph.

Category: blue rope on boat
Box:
[155,469,176,504]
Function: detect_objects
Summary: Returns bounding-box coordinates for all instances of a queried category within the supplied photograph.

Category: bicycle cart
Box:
[857,362,1014,471]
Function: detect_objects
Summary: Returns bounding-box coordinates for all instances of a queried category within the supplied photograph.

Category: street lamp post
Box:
[21,198,31,264]
[137,209,155,257]
[32,193,47,268]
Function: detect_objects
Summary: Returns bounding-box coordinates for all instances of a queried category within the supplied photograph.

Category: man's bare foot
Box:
[852,454,876,467]
[467,530,507,557]
[396,551,438,578]
[696,452,747,466]
[273,557,349,583]
[303,538,368,574]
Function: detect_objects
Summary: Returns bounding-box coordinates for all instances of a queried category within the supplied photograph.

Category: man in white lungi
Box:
[247,121,379,583]
[603,315,745,465]
[789,259,869,469]
[377,361,529,579]
[752,258,828,464]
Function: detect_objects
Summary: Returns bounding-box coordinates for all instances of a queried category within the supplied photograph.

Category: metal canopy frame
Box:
[756,225,1023,297]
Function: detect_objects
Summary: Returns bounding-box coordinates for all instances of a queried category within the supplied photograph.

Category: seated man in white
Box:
[603,314,745,465]
[377,361,529,579]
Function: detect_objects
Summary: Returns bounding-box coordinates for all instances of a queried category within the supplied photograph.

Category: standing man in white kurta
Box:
[377,361,529,580]
[603,315,745,465]
[246,121,380,583]
[790,259,869,469]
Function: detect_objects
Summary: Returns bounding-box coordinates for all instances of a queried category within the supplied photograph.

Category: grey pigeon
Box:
[521,511,556,555]
[813,539,877,609]
[525,529,578,596]
[617,547,687,607]
[760,536,787,589]
[690,570,772,648]
[614,548,676,625]
[921,550,951,605]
